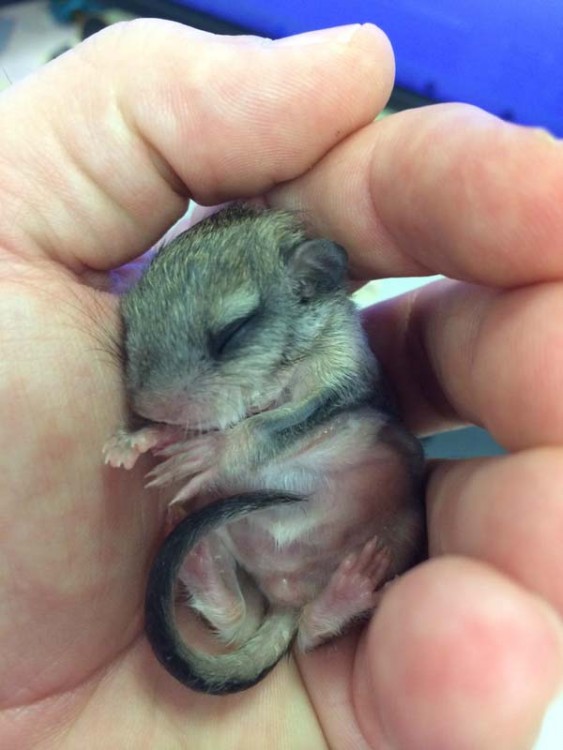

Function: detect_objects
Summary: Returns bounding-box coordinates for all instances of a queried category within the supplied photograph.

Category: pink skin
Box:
[107,409,414,656]
[153,414,420,656]
[298,540,392,650]
[103,425,181,469]
[178,523,394,656]
[146,432,225,505]
[180,534,392,651]
[179,537,264,645]
[104,426,224,506]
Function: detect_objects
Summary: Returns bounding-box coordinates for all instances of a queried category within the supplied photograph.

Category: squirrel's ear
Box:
[285,239,348,300]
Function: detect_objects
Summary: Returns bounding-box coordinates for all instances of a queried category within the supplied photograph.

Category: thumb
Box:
[0,20,394,273]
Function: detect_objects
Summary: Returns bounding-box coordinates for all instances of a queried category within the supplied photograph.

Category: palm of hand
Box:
[1,265,343,748]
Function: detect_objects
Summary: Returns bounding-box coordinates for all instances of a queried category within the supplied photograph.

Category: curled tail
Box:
[145,492,303,695]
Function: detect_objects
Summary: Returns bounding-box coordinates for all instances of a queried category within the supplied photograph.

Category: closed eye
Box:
[209,309,259,357]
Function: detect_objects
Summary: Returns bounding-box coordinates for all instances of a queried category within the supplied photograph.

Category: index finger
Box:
[270,103,563,286]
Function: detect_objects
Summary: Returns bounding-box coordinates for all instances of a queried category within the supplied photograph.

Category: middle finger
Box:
[363,278,563,449]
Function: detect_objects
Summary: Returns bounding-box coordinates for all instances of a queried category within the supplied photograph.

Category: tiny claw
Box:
[167,480,199,507]
[165,504,186,533]
[145,475,168,489]
[166,469,216,507]
[168,492,187,507]
[155,443,187,458]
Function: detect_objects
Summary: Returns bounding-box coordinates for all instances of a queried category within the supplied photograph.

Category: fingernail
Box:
[533,693,563,749]
[275,24,361,47]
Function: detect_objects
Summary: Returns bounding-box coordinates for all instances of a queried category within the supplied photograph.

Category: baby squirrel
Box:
[104,204,426,695]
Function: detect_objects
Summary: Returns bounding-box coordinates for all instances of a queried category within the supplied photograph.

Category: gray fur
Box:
[111,205,426,695]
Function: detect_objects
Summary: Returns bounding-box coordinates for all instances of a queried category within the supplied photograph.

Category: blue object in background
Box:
[49,0,103,22]
[171,0,563,135]
[423,427,505,460]
[0,17,14,54]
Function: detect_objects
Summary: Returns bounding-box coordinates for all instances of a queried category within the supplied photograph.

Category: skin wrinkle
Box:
[419,295,465,430]
[356,126,411,282]
[47,140,126,273]
[1,89,90,265]
[119,85,202,203]
[0,132,82,268]
[456,287,494,430]
[362,291,460,435]
[401,287,460,431]
[0,178,56,265]
[2,632,126,718]
[365,120,435,280]
[75,24,191,201]
[415,282,496,433]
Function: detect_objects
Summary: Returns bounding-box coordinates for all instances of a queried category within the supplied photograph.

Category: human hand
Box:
[270,76,563,748]
[0,19,561,750]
